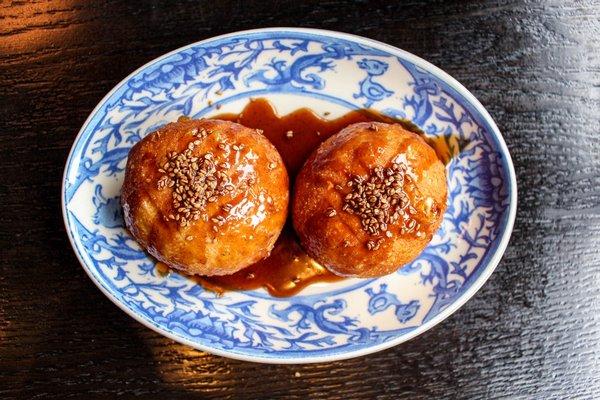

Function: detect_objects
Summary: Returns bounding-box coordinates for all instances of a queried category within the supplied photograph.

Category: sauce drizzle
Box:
[162,98,449,297]
[202,99,382,296]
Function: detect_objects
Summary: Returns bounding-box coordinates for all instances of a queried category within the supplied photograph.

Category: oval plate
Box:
[62,28,516,363]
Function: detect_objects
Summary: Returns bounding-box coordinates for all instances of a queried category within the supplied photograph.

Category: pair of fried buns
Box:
[122,118,446,278]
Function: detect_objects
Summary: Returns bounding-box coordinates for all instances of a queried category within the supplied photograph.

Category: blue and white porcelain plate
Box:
[62,28,516,363]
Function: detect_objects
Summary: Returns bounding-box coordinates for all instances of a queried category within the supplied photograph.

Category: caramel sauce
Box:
[217,98,388,176]
[193,226,343,297]
[200,99,384,297]
[157,98,452,297]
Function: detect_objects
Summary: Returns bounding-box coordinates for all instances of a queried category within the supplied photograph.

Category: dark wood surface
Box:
[1,1,599,398]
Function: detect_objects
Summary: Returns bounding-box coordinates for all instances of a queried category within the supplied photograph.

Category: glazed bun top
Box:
[293,121,447,277]
[121,117,289,276]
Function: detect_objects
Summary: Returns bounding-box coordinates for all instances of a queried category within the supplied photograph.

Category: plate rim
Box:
[61,27,517,364]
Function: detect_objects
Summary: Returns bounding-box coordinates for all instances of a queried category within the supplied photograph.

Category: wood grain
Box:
[1,0,599,398]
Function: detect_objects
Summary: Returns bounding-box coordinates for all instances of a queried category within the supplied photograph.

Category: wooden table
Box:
[1,1,599,398]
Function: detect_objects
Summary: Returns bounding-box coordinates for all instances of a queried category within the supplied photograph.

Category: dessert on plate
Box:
[293,122,447,277]
[121,117,289,276]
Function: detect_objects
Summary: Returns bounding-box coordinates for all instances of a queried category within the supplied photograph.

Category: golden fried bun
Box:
[293,122,447,277]
[122,118,289,276]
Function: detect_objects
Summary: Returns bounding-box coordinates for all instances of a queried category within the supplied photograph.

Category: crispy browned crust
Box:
[292,122,447,277]
[121,118,289,276]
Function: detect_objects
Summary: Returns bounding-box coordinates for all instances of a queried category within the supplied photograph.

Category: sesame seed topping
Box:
[268,162,277,170]
[156,128,234,227]
[285,130,294,138]
[342,159,423,246]
[186,235,194,241]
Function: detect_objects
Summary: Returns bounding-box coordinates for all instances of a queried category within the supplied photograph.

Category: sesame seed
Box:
[268,162,277,170]
[186,236,194,241]
[285,130,294,138]
[325,208,337,217]
[343,240,351,248]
